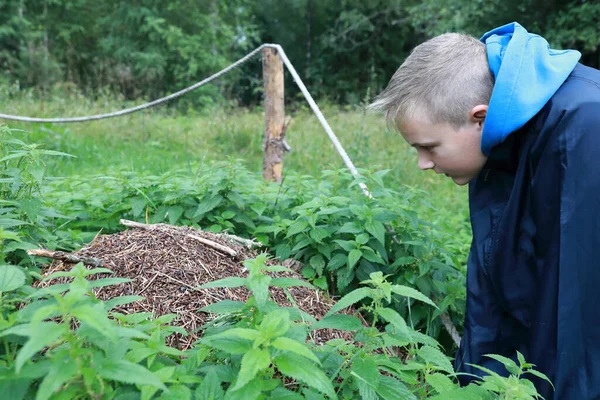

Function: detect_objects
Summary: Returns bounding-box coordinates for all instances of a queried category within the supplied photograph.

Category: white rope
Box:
[0,45,270,123]
[0,43,370,195]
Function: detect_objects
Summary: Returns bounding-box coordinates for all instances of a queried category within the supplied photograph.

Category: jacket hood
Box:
[479,22,581,155]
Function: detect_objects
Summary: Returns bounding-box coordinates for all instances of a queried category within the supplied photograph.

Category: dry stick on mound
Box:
[119,219,238,257]
[27,249,106,268]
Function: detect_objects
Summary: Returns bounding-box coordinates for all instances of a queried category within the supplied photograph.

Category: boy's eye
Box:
[421,145,435,152]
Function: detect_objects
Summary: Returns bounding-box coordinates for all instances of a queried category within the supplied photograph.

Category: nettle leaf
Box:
[425,373,458,394]
[337,222,363,234]
[200,300,246,314]
[16,322,66,373]
[309,228,330,243]
[377,308,409,336]
[417,345,454,373]
[351,357,380,388]
[259,310,290,338]
[391,285,437,308]
[271,278,315,290]
[201,335,253,354]
[375,375,417,400]
[325,287,371,316]
[355,233,370,245]
[348,249,362,269]
[286,220,309,238]
[36,357,79,400]
[193,195,224,218]
[484,354,520,375]
[196,369,224,400]
[0,265,26,292]
[274,353,336,399]
[326,253,347,271]
[271,337,320,363]
[365,220,386,245]
[312,314,363,331]
[389,257,415,269]
[309,255,325,275]
[98,359,167,390]
[231,348,271,391]
[246,274,272,308]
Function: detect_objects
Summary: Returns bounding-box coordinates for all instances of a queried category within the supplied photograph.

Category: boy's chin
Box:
[449,175,472,186]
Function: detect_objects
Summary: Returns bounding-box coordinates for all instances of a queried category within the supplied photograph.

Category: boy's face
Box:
[398,106,488,186]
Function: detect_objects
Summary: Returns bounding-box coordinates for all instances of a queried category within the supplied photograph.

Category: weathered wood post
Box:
[262,47,286,183]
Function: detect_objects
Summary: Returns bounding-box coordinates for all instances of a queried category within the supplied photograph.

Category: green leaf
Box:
[325,287,371,316]
[269,388,304,400]
[271,337,320,363]
[309,228,330,243]
[193,195,223,218]
[271,277,315,290]
[200,300,246,314]
[351,357,380,388]
[355,233,370,245]
[391,285,437,308]
[425,373,458,394]
[232,348,271,391]
[259,310,290,338]
[196,369,224,400]
[312,315,363,331]
[336,222,362,234]
[274,353,336,399]
[417,345,454,373]
[213,328,261,341]
[524,369,555,390]
[198,277,246,289]
[309,255,325,275]
[246,274,272,307]
[0,265,26,292]
[365,220,386,245]
[326,253,347,271]
[377,308,409,335]
[36,357,79,400]
[375,375,417,400]
[286,219,309,238]
[484,354,520,375]
[389,257,415,269]
[201,335,253,354]
[16,322,66,373]
[347,249,362,269]
[98,359,167,390]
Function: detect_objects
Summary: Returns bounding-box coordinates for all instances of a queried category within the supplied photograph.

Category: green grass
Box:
[1,93,469,237]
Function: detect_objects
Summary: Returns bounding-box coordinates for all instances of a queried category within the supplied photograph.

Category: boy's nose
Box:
[418,155,435,171]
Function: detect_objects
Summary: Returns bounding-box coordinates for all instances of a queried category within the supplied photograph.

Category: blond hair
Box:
[369,33,494,129]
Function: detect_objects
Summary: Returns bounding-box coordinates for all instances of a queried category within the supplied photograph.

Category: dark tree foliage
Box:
[0,0,598,105]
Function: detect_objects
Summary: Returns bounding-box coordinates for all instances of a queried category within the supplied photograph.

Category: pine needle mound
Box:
[37,223,356,350]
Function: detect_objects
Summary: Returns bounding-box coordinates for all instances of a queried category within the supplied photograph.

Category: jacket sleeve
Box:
[553,100,600,399]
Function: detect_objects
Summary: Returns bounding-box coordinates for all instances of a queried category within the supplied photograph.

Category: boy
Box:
[369,22,600,399]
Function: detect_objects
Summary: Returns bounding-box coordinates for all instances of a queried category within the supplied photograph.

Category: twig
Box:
[27,249,106,268]
[439,312,462,347]
[119,219,237,257]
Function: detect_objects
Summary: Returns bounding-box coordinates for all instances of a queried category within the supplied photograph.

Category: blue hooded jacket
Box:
[480,22,581,155]
[454,23,600,399]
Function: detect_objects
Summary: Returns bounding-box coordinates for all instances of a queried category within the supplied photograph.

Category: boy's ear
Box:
[469,105,488,125]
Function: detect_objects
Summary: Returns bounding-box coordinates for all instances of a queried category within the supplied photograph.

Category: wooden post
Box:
[262,47,286,183]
